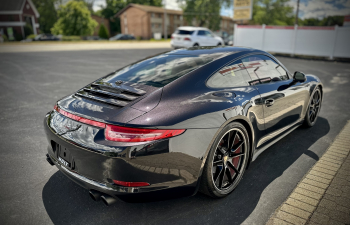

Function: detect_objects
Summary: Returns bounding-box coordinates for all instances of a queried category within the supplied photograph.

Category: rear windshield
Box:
[175,30,195,35]
[104,54,217,87]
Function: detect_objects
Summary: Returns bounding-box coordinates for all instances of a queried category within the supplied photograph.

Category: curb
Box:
[266,121,350,225]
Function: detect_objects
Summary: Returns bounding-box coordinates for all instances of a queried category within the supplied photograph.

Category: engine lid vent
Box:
[75,81,146,107]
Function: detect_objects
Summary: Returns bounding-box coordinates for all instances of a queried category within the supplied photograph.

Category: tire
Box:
[193,43,199,47]
[217,43,222,46]
[304,87,322,127]
[200,122,250,198]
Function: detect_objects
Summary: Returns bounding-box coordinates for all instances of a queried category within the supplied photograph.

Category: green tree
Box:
[251,0,294,25]
[182,0,231,30]
[51,1,98,35]
[300,17,321,26]
[100,0,162,36]
[98,24,109,38]
[32,0,58,33]
[299,16,344,26]
[320,16,344,26]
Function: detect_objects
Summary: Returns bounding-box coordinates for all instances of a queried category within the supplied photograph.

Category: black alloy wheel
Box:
[305,88,322,127]
[200,122,249,198]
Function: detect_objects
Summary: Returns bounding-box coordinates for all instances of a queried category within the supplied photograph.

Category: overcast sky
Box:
[93,0,350,19]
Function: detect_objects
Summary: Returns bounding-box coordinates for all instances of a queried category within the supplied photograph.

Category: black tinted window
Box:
[176,30,194,35]
[241,55,289,85]
[104,54,218,87]
[197,30,206,36]
[207,60,252,88]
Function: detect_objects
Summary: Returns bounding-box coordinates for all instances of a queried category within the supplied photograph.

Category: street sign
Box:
[234,8,251,20]
[233,0,253,21]
[234,0,251,8]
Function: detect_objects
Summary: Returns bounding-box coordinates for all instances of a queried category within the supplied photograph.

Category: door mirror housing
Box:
[293,71,306,82]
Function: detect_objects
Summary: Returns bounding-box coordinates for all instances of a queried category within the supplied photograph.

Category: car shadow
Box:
[42,117,330,225]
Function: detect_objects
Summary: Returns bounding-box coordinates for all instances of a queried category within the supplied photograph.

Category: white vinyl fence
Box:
[234,24,350,59]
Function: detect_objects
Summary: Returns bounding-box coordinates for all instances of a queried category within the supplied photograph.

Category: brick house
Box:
[115,4,183,39]
[91,14,110,37]
[219,16,235,35]
[0,0,40,40]
[115,4,235,39]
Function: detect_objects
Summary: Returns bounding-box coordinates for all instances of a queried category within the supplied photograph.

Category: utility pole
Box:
[295,0,300,25]
[163,0,167,40]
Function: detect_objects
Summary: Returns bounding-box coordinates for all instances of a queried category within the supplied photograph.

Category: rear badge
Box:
[58,157,70,167]
[115,80,123,85]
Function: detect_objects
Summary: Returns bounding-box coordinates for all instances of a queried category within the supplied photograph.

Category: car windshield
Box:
[176,30,195,35]
[104,54,217,87]
[113,34,123,39]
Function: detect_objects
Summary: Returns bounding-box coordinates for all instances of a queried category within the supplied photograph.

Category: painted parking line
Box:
[266,121,350,225]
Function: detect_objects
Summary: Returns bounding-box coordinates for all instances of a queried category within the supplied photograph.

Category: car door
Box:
[207,59,265,148]
[205,30,217,46]
[241,54,309,148]
[197,30,209,46]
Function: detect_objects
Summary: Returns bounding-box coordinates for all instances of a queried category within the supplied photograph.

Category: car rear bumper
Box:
[46,152,197,202]
[43,111,217,201]
[170,40,193,48]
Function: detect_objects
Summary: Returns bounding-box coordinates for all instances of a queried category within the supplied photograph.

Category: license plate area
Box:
[58,144,72,168]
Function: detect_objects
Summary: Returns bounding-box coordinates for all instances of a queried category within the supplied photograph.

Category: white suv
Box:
[171,26,224,49]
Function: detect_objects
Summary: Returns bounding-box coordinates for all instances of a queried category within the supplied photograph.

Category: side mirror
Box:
[293,71,306,83]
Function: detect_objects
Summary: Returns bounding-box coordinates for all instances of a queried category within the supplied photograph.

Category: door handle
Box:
[265,99,274,107]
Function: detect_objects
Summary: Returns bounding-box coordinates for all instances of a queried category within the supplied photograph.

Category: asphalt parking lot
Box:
[0,48,349,225]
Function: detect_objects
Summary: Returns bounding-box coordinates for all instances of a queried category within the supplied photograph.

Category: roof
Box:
[166,46,258,56]
[176,26,209,31]
[115,3,183,17]
[0,0,39,18]
[221,16,233,21]
[115,3,233,21]
[0,0,25,11]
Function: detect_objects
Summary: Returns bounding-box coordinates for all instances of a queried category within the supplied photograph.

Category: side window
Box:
[207,60,252,88]
[197,30,206,36]
[275,65,288,79]
[205,31,213,37]
[241,55,289,85]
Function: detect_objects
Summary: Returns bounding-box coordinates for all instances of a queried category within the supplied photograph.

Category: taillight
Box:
[184,37,191,41]
[171,35,174,39]
[113,180,150,187]
[54,104,106,128]
[105,124,185,142]
[54,104,185,142]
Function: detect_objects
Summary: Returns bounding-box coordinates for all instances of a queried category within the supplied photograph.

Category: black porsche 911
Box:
[44,46,323,205]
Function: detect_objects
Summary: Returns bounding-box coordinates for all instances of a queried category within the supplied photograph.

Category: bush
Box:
[61,36,81,41]
[136,36,142,41]
[24,24,33,37]
[15,33,23,41]
[1,34,8,42]
[27,34,37,40]
[98,24,109,39]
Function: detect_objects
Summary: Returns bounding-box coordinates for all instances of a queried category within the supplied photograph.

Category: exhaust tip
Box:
[89,190,102,201]
[101,195,117,206]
